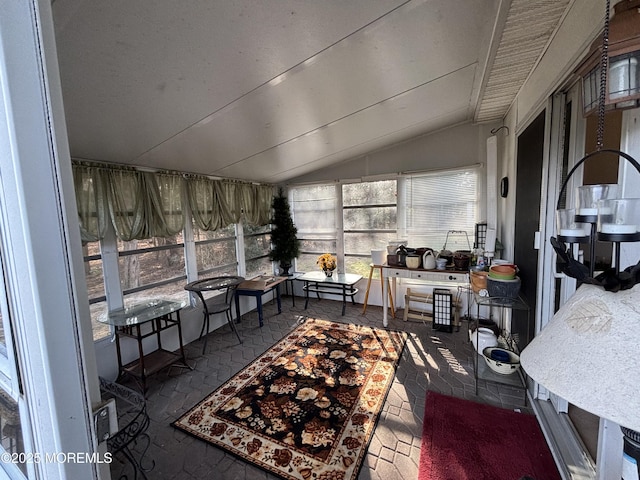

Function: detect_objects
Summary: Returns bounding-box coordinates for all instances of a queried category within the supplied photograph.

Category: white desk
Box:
[381,265,469,327]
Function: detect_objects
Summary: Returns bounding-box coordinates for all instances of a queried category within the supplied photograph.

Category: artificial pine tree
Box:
[269,188,300,275]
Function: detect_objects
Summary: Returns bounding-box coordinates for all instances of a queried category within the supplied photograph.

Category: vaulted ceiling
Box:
[52,0,572,184]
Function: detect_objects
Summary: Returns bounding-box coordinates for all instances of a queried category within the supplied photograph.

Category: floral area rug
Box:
[172,318,407,480]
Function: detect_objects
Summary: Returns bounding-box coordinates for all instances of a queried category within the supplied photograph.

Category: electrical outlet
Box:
[93,398,117,443]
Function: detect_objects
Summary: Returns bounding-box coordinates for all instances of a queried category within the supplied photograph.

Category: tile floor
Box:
[108,293,532,480]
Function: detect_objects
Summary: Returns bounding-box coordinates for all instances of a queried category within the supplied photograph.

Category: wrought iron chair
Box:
[197,283,241,353]
[185,276,244,354]
[99,377,153,480]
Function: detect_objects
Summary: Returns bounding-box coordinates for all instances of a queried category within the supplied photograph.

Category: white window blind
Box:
[402,166,480,251]
[291,185,337,237]
[290,185,337,272]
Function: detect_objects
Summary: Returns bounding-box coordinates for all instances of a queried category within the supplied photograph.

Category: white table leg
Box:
[382,269,388,327]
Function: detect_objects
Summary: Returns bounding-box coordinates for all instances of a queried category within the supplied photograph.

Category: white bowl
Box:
[482,347,520,375]
[470,327,498,353]
[492,259,513,265]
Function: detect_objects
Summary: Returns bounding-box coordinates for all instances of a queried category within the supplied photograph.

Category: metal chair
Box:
[99,377,153,480]
[197,284,241,353]
[185,276,245,354]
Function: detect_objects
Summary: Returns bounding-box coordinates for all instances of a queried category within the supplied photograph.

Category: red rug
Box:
[419,391,560,480]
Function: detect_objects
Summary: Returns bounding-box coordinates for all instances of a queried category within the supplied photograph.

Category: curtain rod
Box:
[71,159,274,187]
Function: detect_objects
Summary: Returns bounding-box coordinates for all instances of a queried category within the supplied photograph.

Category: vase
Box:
[323,269,334,277]
[279,262,292,276]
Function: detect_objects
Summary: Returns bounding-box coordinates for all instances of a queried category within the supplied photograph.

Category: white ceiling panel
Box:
[135,1,489,175]
[52,0,573,183]
[217,66,475,182]
[54,0,407,159]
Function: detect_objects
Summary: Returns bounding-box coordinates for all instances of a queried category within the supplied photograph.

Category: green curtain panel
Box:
[73,162,273,242]
[241,183,274,226]
[185,176,236,231]
[72,163,110,242]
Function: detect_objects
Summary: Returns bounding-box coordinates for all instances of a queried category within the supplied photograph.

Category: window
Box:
[0,232,27,477]
[118,233,189,307]
[343,180,397,277]
[290,185,337,272]
[244,223,272,278]
[194,225,238,278]
[402,167,480,252]
[85,222,241,341]
[82,241,109,341]
[288,167,480,275]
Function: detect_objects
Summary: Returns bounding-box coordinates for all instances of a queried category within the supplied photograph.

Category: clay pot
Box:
[489,264,517,281]
[438,249,453,265]
[453,251,472,270]
[470,270,488,293]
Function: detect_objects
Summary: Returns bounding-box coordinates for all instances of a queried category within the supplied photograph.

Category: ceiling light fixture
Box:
[576,0,640,116]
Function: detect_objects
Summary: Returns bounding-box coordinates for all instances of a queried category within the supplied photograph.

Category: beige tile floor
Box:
[108,294,531,480]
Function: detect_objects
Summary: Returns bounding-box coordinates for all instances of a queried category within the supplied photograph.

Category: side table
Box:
[235,275,288,327]
[185,276,245,351]
[298,271,362,315]
[361,264,395,315]
[473,294,530,404]
[99,299,191,393]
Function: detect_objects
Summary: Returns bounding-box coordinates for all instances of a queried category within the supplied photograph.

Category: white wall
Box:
[286,121,499,184]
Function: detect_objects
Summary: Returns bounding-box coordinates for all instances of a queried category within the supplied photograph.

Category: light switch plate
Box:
[534,231,541,250]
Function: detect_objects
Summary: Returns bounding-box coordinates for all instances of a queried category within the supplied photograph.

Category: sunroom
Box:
[1,1,639,479]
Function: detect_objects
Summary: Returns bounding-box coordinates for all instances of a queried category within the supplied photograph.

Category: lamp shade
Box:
[520,283,640,431]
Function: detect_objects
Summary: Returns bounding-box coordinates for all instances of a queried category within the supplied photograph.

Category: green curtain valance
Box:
[72,162,274,242]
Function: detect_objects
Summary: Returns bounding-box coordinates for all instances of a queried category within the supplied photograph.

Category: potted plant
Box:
[269,188,300,275]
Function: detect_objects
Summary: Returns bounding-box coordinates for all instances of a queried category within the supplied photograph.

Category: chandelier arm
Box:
[555,149,640,211]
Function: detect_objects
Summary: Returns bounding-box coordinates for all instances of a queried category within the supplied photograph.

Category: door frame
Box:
[0,1,106,478]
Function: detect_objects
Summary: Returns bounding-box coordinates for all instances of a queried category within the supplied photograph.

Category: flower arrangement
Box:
[317,253,337,272]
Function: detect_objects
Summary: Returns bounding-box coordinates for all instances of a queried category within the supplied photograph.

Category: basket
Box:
[470,270,488,294]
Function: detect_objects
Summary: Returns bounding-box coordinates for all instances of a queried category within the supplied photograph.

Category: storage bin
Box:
[487,276,521,299]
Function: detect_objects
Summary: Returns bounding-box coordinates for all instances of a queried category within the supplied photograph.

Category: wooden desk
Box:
[235,275,288,327]
[381,265,469,327]
[99,299,190,393]
[298,271,362,315]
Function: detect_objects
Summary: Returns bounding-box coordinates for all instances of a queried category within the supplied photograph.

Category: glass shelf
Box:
[475,353,525,389]
[472,292,530,404]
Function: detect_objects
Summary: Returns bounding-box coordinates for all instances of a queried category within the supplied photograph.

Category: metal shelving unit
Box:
[472,293,530,404]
